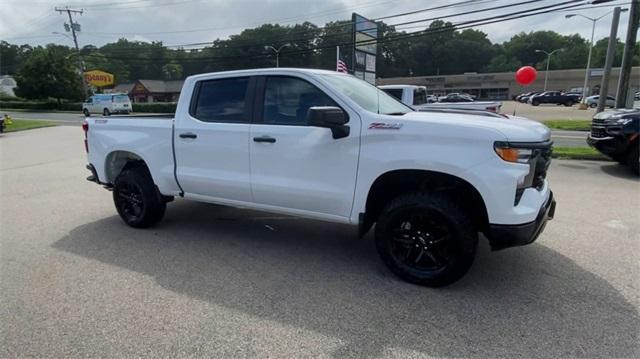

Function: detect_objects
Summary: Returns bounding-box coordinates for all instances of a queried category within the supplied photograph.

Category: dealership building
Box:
[376,66,640,100]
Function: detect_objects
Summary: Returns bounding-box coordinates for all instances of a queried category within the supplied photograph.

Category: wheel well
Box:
[104,151,147,184]
[360,170,489,237]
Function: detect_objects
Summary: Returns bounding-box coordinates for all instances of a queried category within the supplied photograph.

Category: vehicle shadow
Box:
[53,201,639,358]
[600,162,639,181]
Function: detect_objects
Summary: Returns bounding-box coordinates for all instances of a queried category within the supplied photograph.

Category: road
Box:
[1,126,638,358]
[3,110,589,147]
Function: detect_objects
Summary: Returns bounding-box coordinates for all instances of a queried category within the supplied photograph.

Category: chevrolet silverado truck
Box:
[379,85,502,113]
[84,68,556,287]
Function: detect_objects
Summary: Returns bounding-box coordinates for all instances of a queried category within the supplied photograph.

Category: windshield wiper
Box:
[384,112,408,116]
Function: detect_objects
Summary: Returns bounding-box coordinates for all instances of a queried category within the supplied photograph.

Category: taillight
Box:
[82,120,89,153]
[487,106,497,113]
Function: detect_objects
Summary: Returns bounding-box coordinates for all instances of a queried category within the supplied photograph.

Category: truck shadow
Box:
[53,200,639,358]
[600,162,640,182]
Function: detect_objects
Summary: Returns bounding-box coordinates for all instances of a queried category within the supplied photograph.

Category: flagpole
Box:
[336,46,340,71]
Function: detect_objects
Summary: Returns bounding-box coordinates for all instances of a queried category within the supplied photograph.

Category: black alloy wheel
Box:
[375,192,477,287]
[114,181,145,223]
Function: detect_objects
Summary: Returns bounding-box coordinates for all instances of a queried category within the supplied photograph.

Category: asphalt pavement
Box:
[3,110,589,147]
[1,126,638,358]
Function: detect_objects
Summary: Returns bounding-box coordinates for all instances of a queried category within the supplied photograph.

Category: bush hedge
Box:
[1,101,176,113]
[132,103,176,113]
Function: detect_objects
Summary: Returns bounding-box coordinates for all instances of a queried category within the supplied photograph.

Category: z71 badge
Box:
[369,122,403,130]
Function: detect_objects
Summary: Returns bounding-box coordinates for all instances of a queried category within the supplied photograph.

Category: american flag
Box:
[336,59,348,73]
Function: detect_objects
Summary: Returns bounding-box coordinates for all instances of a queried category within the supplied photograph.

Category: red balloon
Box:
[515,66,537,85]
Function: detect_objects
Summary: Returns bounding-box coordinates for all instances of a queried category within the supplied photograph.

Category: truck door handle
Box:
[179,132,197,139]
[253,136,276,143]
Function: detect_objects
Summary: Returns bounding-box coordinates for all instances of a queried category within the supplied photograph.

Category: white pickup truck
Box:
[84,68,555,287]
[379,85,503,113]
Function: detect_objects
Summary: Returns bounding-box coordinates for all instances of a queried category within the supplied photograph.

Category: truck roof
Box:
[186,67,349,82]
[378,84,423,90]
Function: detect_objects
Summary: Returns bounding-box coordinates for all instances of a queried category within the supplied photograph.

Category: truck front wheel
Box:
[375,192,477,287]
[113,166,166,228]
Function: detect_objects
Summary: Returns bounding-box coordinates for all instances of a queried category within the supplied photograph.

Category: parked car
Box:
[84,68,555,287]
[585,95,615,108]
[438,93,474,102]
[587,108,639,175]
[518,92,540,103]
[82,93,132,116]
[528,91,578,106]
[378,85,431,106]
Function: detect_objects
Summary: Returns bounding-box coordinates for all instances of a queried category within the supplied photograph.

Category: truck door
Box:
[249,75,360,219]
[174,76,254,202]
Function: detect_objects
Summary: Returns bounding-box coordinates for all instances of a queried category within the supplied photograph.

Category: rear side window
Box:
[191,77,250,123]
[382,88,403,101]
[113,95,129,103]
[413,88,427,105]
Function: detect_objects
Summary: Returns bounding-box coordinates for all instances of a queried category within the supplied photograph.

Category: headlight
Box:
[614,118,633,125]
[494,143,533,164]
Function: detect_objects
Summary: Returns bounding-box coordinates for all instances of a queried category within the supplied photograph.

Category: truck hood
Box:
[401,111,551,143]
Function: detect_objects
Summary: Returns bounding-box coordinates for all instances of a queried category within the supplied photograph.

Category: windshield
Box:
[113,95,130,103]
[319,74,413,115]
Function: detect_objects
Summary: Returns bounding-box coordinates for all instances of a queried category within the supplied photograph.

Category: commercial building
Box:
[377,67,640,100]
[109,79,184,103]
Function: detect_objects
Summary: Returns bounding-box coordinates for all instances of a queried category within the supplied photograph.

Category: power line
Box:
[80,0,538,52]
[82,0,588,64]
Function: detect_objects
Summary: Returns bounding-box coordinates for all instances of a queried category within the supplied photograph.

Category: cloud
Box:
[0,0,632,48]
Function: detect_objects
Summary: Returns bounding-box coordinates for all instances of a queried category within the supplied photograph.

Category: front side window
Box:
[263,76,338,125]
[192,77,249,123]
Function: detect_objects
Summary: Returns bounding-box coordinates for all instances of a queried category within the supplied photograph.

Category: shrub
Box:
[132,102,177,113]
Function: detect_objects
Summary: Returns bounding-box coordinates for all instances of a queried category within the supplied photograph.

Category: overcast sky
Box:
[0,0,634,49]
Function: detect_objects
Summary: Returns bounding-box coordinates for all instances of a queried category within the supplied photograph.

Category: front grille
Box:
[531,145,552,190]
[514,143,552,206]
[591,126,608,138]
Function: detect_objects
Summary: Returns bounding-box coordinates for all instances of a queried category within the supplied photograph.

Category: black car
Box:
[529,91,580,106]
[587,109,639,175]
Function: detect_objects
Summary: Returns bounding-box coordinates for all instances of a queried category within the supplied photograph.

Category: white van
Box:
[82,94,132,116]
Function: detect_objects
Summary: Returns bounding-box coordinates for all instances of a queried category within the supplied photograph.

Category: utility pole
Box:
[55,6,87,97]
[597,7,622,113]
[535,48,564,91]
[615,0,639,108]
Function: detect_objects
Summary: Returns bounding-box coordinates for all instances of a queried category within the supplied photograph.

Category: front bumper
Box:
[487,191,556,250]
[587,134,631,157]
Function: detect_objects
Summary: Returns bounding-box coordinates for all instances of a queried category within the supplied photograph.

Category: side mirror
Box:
[307,106,350,139]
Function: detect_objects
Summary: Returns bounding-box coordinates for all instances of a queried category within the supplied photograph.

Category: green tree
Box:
[14,45,84,102]
[162,63,183,80]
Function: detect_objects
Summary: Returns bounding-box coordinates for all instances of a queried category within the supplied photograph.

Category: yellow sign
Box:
[84,70,114,87]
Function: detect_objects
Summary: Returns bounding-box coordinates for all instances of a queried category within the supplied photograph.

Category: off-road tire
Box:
[113,166,166,228]
[375,192,478,287]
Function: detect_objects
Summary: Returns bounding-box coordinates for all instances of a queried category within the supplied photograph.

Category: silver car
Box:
[586,95,615,108]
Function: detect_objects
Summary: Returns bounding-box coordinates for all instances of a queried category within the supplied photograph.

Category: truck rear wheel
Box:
[83,109,90,117]
[375,192,477,287]
[103,108,111,116]
[113,166,166,228]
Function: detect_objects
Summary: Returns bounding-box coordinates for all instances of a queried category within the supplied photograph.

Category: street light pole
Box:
[535,48,564,91]
[565,8,628,105]
[264,44,290,68]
